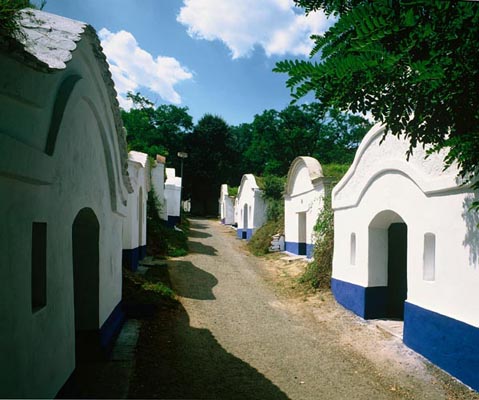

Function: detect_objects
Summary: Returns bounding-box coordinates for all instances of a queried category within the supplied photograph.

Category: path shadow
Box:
[167,260,218,300]
[188,219,210,230]
[189,240,218,256]
[129,300,290,400]
[189,227,212,238]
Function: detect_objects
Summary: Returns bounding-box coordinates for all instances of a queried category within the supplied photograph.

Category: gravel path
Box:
[142,218,478,400]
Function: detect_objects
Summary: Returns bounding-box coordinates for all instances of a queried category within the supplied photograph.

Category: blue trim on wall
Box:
[331,278,388,319]
[139,245,147,260]
[237,228,253,240]
[99,301,125,350]
[122,248,139,271]
[167,215,180,228]
[404,302,479,391]
[286,242,314,259]
[221,218,225,224]
[285,241,298,254]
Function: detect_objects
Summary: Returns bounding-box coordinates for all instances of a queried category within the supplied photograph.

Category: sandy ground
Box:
[129,217,479,400]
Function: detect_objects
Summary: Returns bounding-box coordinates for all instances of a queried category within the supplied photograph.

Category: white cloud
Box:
[98,28,193,109]
[177,0,332,59]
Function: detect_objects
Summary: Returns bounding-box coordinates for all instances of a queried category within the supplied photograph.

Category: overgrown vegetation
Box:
[0,0,45,38]
[146,186,189,258]
[247,175,285,255]
[227,186,238,197]
[299,193,334,289]
[247,217,284,257]
[299,165,348,289]
[123,267,176,306]
[261,175,286,222]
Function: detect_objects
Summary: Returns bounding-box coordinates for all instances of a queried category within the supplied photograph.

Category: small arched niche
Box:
[423,233,436,281]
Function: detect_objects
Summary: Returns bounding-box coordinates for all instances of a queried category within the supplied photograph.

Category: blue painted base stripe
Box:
[237,228,253,240]
[285,241,314,258]
[404,302,479,391]
[331,278,388,319]
[99,301,125,350]
[122,248,139,271]
[139,245,147,260]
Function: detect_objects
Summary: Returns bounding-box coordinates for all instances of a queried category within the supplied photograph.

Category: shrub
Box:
[247,217,284,256]
[299,193,334,289]
[146,186,188,258]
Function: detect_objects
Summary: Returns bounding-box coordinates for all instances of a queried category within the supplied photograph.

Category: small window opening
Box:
[32,222,47,311]
[423,233,436,281]
[350,233,356,266]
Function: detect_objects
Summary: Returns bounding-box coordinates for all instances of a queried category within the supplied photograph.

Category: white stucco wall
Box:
[164,168,182,218]
[0,10,130,398]
[151,155,167,220]
[332,124,479,327]
[123,151,149,250]
[236,174,267,232]
[219,184,235,224]
[284,157,325,249]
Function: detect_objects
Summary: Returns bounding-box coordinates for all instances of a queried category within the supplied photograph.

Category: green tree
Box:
[185,114,236,214]
[275,1,479,191]
[240,103,370,176]
[121,92,193,172]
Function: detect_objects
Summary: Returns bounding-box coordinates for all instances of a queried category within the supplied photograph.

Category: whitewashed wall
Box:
[122,151,149,269]
[151,155,167,220]
[236,174,267,239]
[164,168,182,225]
[219,184,235,224]
[284,157,325,257]
[0,10,130,398]
[331,123,479,390]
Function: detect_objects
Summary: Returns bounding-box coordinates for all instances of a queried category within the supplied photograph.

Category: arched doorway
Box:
[368,210,408,320]
[298,212,307,255]
[72,208,100,361]
[242,204,248,239]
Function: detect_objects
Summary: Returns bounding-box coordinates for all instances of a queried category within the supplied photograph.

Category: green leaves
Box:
[276,0,479,186]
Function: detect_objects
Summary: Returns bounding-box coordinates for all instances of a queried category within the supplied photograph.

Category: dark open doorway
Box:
[72,208,100,361]
[387,223,408,319]
[298,212,307,255]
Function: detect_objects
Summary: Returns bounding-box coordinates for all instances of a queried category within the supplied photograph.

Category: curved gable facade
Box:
[284,157,324,257]
[331,124,479,391]
[0,9,130,398]
[236,174,267,240]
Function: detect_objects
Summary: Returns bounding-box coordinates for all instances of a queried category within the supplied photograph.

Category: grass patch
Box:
[247,217,284,256]
[122,267,177,308]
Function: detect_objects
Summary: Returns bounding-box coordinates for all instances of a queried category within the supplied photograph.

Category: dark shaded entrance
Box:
[72,208,100,361]
[242,204,248,239]
[367,210,408,321]
[387,223,408,319]
[298,212,307,255]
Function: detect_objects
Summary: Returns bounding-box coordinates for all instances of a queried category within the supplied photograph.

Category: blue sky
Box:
[43,0,332,126]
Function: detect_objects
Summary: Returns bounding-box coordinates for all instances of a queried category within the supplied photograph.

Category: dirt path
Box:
[130,217,479,400]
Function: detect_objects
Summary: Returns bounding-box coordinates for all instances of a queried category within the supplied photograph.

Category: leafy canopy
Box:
[275,0,479,191]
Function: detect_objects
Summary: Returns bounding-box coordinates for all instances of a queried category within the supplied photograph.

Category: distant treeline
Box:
[121,92,372,215]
